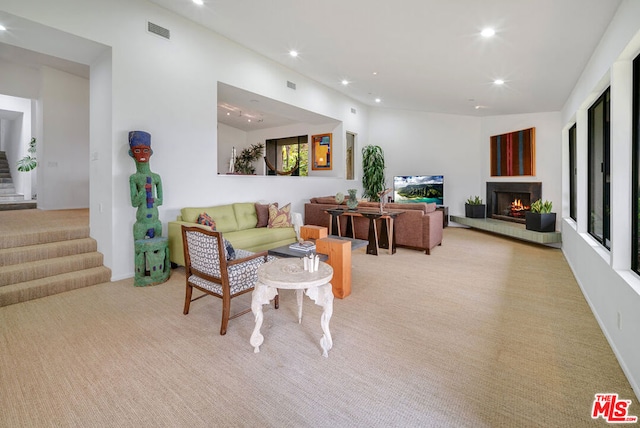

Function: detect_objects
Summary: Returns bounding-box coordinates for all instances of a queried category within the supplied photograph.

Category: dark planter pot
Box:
[465,204,486,218]
[525,212,556,232]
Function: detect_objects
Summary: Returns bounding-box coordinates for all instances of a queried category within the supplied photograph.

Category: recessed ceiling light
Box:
[494,79,505,85]
[341,80,349,86]
[192,0,204,5]
[289,50,298,58]
[0,24,6,31]
[481,28,495,38]
[372,71,378,76]
[375,98,381,103]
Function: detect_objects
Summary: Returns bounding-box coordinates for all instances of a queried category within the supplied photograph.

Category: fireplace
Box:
[486,182,542,224]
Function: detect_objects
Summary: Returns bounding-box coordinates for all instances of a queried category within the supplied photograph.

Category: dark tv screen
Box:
[393,175,444,205]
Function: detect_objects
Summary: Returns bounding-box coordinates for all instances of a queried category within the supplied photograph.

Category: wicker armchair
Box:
[181,226,278,335]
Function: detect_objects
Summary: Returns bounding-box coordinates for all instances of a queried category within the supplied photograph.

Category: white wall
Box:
[217,123,247,174]
[560,0,640,400]
[37,66,90,209]
[0,57,40,99]
[367,108,482,214]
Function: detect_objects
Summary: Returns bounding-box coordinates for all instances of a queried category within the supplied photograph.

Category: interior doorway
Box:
[346,132,356,180]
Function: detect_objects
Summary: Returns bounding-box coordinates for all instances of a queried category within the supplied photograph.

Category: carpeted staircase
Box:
[0,151,37,210]
[0,209,112,306]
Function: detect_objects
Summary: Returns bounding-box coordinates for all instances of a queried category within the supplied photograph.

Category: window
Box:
[588,88,610,249]
[569,124,577,221]
[265,135,308,176]
[632,54,640,274]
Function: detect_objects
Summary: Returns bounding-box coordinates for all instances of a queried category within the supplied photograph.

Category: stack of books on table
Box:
[289,241,316,252]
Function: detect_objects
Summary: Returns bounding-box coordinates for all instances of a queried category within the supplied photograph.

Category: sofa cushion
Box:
[255,203,270,228]
[233,203,258,230]
[268,203,292,228]
[205,205,238,233]
[181,206,209,223]
[196,212,216,230]
[311,196,345,205]
[226,227,296,250]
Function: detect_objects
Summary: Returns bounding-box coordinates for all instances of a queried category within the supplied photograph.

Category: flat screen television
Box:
[393,175,444,205]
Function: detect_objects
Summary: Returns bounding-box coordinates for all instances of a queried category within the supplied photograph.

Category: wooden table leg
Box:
[328,212,342,236]
[366,217,379,255]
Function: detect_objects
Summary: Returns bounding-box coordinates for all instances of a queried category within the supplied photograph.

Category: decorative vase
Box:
[346,189,359,210]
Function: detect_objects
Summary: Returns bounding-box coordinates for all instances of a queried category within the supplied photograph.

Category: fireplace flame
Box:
[509,199,530,218]
[511,199,525,211]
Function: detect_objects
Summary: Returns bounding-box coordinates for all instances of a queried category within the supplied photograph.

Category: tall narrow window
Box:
[569,124,577,221]
[588,88,611,249]
[632,54,640,275]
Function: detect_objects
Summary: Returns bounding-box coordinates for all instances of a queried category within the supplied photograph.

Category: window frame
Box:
[587,87,611,249]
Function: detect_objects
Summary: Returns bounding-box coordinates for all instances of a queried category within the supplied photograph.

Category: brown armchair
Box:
[181,226,278,335]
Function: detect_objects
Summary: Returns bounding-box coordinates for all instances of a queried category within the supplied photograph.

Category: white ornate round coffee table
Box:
[250,257,334,357]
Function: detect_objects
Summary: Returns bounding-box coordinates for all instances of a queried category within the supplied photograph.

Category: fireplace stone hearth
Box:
[486,182,542,224]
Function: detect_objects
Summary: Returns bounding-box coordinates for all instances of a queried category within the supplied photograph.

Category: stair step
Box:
[0,252,105,286]
[0,237,98,267]
[0,225,88,249]
[0,266,112,307]
[0,193,24,200]
[0,201,38,211]
[0,178,14,183]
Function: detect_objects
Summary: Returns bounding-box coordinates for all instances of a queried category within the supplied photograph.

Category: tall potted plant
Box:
[362,145,386,201]
[465,196,486,218]
[525,199,556,232]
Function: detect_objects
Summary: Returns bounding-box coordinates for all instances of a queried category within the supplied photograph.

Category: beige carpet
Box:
[0,227,636,427]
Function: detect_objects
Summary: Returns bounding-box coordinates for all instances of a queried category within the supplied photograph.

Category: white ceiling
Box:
[148,0,622,117]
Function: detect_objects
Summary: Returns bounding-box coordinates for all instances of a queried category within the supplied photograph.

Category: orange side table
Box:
[300,225,328,241]
[316,237,351,298]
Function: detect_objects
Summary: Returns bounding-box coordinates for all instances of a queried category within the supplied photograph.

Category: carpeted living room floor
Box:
[0,225,636,427]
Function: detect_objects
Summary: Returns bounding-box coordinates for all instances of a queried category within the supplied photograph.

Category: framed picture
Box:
[311,133,332,170]
[490,127,536,176]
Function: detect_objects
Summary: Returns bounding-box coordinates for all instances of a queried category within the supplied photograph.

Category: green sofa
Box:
[168,202,300,267]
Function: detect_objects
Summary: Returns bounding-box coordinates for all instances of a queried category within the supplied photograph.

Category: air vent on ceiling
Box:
[287,80,296,90]
[147,21,170,40]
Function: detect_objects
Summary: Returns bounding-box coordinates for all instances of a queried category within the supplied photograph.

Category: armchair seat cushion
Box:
[187,253,273,295]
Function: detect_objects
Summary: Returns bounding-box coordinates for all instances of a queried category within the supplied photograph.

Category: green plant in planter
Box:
[465,195,486,218]
[361,145,386,201]
[466,196,483,205]
[530,199,553,214]
[526,199,556,232]
[234,142,264,175]
[16,137,37,172]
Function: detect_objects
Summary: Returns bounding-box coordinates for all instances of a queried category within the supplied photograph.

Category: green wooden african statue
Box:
[129,131,163,240]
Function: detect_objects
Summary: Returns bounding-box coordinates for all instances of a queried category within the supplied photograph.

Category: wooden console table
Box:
[325,208,403,255]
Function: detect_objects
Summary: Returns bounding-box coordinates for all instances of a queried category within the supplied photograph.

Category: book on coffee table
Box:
[288,241,316,252]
